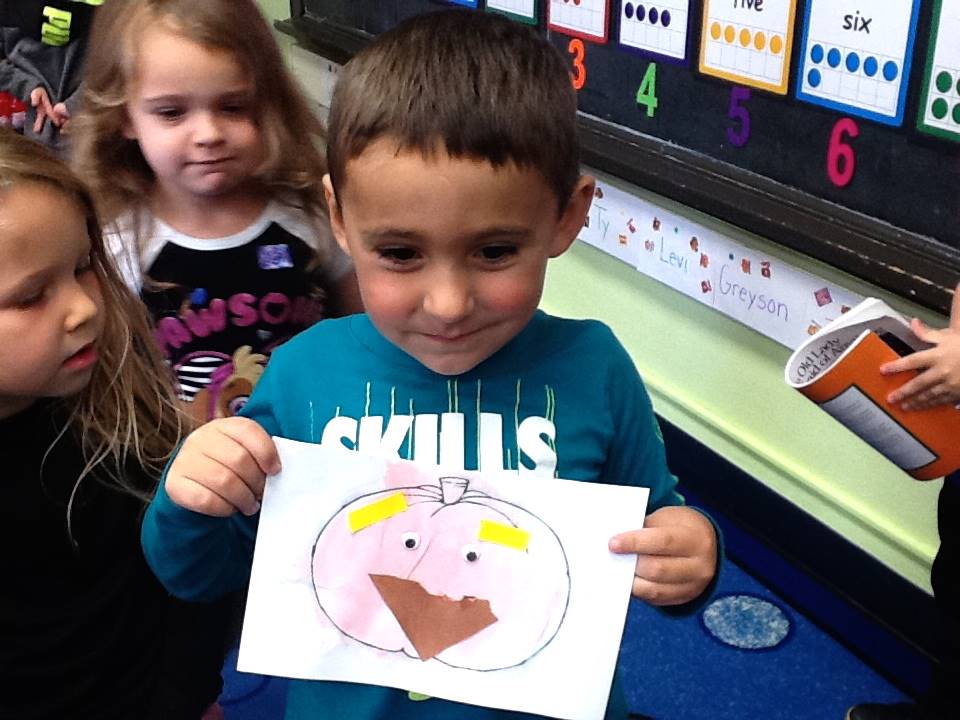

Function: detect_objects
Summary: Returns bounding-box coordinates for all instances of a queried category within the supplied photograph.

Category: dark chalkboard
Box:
[283,1,960,313]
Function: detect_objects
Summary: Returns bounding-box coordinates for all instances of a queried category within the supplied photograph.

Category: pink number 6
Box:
[827,118,859,188]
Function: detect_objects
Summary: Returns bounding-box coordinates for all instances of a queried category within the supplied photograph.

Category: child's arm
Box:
[141,417,280,601]
[609,506,718,605]
[881,284,960,410]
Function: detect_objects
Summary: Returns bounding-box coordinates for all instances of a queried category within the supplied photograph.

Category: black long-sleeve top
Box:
[0,399,228,719]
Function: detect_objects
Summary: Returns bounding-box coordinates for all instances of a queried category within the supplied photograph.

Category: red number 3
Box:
[568,38,586,90]
[827,118,859,188]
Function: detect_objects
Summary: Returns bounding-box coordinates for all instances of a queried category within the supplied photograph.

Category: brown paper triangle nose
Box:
[369,573,498,661]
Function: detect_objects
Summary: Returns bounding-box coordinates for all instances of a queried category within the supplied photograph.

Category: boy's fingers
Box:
[609,527,692,556]
[630,576,694,606]
[178,453,262,516]
[215,417,281,476]
[633,554,701,585]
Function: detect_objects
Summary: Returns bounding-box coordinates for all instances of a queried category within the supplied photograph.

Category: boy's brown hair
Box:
[326,9,580,213]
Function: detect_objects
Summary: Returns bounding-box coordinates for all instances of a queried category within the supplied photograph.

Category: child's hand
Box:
[609,506,717,606]
[165,417,280,518]
[29,87,58,133]
[881,285,960,410]
[52,102,71,133]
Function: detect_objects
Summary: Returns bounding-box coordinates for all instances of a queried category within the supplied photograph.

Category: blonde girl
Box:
[0,128,227,719]
[72,0,358,424]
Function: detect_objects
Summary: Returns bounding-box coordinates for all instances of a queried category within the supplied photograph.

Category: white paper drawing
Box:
[238,439,649,720]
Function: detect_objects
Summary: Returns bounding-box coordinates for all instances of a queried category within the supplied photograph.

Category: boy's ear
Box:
[322,174,351,257]
[549,175,596,258]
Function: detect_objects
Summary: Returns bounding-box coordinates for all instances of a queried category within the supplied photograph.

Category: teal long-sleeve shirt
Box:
[142,311,719,720]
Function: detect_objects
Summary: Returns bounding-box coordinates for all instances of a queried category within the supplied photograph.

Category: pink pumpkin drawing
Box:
[311,464,570,671]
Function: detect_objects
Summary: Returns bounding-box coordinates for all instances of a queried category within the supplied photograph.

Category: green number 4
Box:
[636,63,659,118]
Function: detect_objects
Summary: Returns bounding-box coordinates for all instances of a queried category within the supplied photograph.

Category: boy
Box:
[846,286,960,720]
[142,10,720,719]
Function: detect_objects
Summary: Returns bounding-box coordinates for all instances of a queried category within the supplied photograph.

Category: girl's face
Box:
[0,183,104,419]
[123,25,263,207]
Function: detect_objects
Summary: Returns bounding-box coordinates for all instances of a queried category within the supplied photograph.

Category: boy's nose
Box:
[423,273,474,323]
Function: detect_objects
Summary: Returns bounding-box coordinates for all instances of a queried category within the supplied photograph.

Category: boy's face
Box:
[325,139,593,376]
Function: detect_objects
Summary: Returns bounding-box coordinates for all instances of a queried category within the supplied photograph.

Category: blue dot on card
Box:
[883,61,899,82]
[810,44,824,64]
[661,9,671,27]
[701,594,792,650]
[649,7,658,24]
[624,2,634,19]
[846,52,860,73]
[864,56,878,77]
[808,69,822,88]
[827,48,841,68]
[637,4,645,21]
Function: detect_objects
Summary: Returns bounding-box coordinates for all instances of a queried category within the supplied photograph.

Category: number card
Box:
[487,0,538,24]
[699,0,797,95]
[918,0,960,141]
[795,0,920,127]
[548,0,610,44]
[619,1,692,63]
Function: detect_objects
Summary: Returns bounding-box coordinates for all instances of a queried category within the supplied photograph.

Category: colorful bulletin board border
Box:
[578,176,861,350]
[794,0,921,127]
[617,0,696,66]
[486,0,539,25]
[698,0,798,95]
[917,0,960,142]
[548,0,611,44]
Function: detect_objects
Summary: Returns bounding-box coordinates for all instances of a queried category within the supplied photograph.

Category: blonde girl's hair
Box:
[0,129,186,505]
[71,0,328,227]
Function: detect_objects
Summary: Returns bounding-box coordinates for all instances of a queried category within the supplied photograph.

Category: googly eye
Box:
[462,544,481,563]
[401,532,420,550]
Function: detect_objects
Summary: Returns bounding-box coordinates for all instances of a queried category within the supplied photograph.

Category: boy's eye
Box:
[378,247,420,264]
[478,244,518,262]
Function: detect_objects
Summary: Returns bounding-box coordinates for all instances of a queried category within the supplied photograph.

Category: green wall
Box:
[258,0,942,592]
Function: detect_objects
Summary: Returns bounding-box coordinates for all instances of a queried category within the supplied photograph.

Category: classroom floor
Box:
[215,556,909,720]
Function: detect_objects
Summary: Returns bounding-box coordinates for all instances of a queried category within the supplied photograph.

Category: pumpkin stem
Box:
[439,476,469,504]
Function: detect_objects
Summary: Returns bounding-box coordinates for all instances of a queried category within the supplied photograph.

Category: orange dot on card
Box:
[739,28,751,47]
[754,32,766,51]
[724,25,735,43]
[770,35,783,54]
[711,22,722,40]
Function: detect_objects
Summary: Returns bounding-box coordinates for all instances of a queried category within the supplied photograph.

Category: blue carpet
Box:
[217,558,908,719]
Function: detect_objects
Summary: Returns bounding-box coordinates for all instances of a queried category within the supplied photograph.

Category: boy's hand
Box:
[165,417,280,518]
[881,284,960,410]
[609,506,717,606]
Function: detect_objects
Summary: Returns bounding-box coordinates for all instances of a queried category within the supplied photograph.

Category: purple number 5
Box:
[726,86,751,148]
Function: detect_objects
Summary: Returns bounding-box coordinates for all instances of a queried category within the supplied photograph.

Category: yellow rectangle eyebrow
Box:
[348,492,408,533]
[478,519,529,551]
